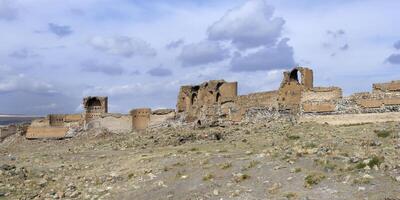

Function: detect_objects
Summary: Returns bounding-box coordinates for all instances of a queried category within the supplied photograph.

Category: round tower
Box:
[130,108,151,130]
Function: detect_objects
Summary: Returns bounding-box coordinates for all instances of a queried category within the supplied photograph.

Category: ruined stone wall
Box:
[176,80,238,122]
[301,80,400,117]
[300,87,342,113]
[373,80,400,93]
[237,91,278,108]
[48,114,82,127]
[278,67,314,112]
[26,127,69,139]
[0,125,17,140]
[149,109,176,128]
[301,87,342,102]
[48,114,66,127]
[131,108,151,130]
[300,112,400,125]
[86,113,132,133]
[30,118,50,127]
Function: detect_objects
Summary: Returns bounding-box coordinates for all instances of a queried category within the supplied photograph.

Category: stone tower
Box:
[83,96,108,123]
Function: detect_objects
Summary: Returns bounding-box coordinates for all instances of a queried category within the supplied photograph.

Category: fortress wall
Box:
[150,109,176,127]
[237,91,279,109]
[65,114,82,122]
[86,114,132,133]
[26,127,69,139]
[30,118,50,127]
[373,81,400,93]
[0,125,17,140]
[301,87,342,103]
[219,82,238,102]
[302,102,336,113]
[299,112,400,125]
[48,114,66,126]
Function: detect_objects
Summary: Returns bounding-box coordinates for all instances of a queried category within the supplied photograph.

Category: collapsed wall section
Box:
[0,125,17,140]
[86,113,132,133]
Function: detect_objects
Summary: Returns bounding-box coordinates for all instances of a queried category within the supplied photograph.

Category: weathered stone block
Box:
[26,127,69,139]
[357,99,383,108]
[303,103,336,113]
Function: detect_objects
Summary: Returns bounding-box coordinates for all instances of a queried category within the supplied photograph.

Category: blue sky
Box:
[0,0,399,115]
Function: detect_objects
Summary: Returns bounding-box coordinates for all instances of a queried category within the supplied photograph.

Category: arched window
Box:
[86,98,101,107]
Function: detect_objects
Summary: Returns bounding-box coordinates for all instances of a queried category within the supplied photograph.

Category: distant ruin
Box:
[83,96,108,123]
[15,66,400,139]
[176,67,400,125]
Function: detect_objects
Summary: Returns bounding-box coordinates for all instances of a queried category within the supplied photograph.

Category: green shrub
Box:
[374,129,392,138]
[304,173,326,188]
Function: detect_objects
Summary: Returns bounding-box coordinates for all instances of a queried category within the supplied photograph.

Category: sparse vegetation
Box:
[202,173,214,181]
[304,173,326,188]
[355,162,367,169]
[368,156,384,168]
[242,160,260,171]
[233,173,250,183]
[219,162,232,170]
[287,135,300,140]
[284,192,298,199]
[374,129,392,138]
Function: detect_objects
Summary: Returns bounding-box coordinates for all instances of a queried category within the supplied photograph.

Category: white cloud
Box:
[208,0,284,50]
[179,41,230,67]
[88,36,157,58]
[0,73,56,94]
[231,38,295,71]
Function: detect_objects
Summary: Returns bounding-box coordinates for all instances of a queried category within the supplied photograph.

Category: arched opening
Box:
[216,93,221,103]
[86,98,101,107]
[289,69,299,83]
[191,93,198,105]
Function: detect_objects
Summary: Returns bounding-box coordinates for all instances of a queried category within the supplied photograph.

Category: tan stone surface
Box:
[303,103,336,113]
[83,96,108,123]
[26,127,69,139]
[300,112,400,125]
[131,108,151,130]
[373,80,400,92]
[0,125,17,140]
[383,98,400,105]
[357,99,383,108]
[301,87,342,102]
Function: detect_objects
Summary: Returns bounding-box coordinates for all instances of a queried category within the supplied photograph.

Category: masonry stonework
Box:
[24,66,400,138]
[131,108,151,130]
[83,96,108,123]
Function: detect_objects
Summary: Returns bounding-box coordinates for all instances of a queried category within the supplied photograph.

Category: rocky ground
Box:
[1,121,400,200]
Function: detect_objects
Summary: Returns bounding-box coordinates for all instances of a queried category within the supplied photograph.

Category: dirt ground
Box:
[1,121,400,200]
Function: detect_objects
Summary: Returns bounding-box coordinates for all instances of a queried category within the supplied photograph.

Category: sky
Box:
[0,0,399,115]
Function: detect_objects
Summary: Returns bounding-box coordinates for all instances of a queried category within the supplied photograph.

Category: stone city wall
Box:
[0,125,17,141]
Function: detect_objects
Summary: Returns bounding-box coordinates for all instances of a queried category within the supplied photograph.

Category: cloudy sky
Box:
[0,0,399,115]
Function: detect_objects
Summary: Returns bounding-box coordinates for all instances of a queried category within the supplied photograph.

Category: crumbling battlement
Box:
[176,67,318,123]
[23,66,400,137]
[83,96,108,123]
[176,67,400,125]
[373,80,400,93]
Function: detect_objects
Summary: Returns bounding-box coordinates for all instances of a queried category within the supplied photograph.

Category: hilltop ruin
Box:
[9,66,400,139]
